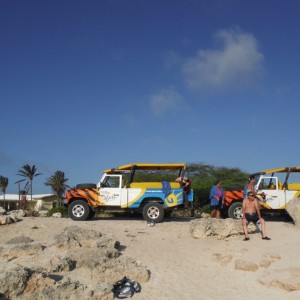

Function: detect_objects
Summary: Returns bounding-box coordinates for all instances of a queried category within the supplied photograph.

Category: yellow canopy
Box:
[104,163,186,174]
[253,166,300,175]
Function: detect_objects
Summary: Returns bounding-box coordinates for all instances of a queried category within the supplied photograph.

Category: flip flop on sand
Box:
[262,236,271,240]
[243,237,250,241]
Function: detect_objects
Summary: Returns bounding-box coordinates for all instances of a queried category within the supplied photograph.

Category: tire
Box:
[142,202,164,223]
[228,202,243,219]
[76,183,97,189]
[68,200,90,221]
[87,208,95,220]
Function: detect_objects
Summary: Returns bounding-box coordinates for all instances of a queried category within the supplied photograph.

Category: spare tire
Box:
[76,183,97,189]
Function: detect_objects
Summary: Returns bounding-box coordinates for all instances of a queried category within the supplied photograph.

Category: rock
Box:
[0,207,6,215]
[6,236,34,244]
[53,225,116,250]
[259,267,300,291]
[8,209,26,218]
[48,255,76,272]
[235,259,259,272]
[38,210,49,217]
[1,243,44,259]
[0,215,10,225]
[52,212,62,218]
[286,198,300,226]
[190,218,212,239]
[200,212,210,219]
[0,225,149,299]
[8,213,19,222]
[190,218,257,240]
[0,214,21,225]
[0,264,30,298]
[0,265,114,300]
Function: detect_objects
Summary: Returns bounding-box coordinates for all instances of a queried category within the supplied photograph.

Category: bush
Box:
[48,206,69,218]
[200,204,211,214]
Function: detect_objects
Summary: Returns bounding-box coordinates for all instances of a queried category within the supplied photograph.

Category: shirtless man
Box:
[242,192,271,241]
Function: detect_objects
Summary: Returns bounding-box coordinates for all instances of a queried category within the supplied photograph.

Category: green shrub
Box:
[25,201,37,212]
[200,204,211,214]
[48,206,69,218]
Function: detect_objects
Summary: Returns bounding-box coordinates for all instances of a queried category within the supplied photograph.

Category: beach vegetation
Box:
[47,205,69,218]
[44,171,69,206]
[0,175,9,209]
[17,164,42,201]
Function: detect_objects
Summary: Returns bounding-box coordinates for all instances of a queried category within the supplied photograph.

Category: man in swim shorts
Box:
[242,192,271,241]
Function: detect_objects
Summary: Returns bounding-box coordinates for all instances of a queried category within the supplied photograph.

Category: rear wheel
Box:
[68,200,90,221]
[142,202,164,223]
[228,202,243,219]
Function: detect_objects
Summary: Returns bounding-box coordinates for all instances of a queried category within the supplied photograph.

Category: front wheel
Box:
[142,202,164,223]
[68,200,90,221]
[228,202,243,219]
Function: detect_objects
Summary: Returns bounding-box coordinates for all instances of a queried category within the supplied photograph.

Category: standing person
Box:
[183,177,191,209]
[175,176,191,208]
[244,175,256,198]
[242,192,271,241]
[209,180,224,219]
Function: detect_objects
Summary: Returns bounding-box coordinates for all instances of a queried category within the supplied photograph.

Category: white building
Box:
[0,193,58,211]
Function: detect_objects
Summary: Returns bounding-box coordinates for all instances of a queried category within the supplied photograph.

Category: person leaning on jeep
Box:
[175,176,191,208]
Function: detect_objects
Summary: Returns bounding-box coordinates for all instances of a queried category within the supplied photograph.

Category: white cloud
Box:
[149,88,184,116]
[183,28,264,91]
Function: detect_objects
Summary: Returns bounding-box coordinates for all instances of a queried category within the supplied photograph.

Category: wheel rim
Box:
[72,204,85,218]
[233,207,242,219]
[147,206,160,219]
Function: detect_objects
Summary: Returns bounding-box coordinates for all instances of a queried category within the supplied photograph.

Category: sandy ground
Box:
[1,215,300,300]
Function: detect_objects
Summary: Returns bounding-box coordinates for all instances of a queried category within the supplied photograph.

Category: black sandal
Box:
[262,236,271,240]
[243,237,250,241]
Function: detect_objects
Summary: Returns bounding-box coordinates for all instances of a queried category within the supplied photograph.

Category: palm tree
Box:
[17,164,41,201]
[0,176,9,209]
[44,171,69,206]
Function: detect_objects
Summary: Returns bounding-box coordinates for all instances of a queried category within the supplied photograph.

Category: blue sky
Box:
[1,0,300,194]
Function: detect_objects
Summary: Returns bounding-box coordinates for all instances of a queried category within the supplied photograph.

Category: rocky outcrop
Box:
[286,198,300,226]
[190,218,257,240]
[8,209,27,218]
[52,212,62,218]
[0,264,114,300]
[0,209,27,225]
[0,213,21,225]
[0,226,150,299]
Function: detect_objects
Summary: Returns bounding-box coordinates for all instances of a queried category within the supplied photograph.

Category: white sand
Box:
[1,216,300,300]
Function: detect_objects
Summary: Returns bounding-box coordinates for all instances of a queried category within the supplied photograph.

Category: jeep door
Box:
[256,176,286,209]
[99,175,122,206]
